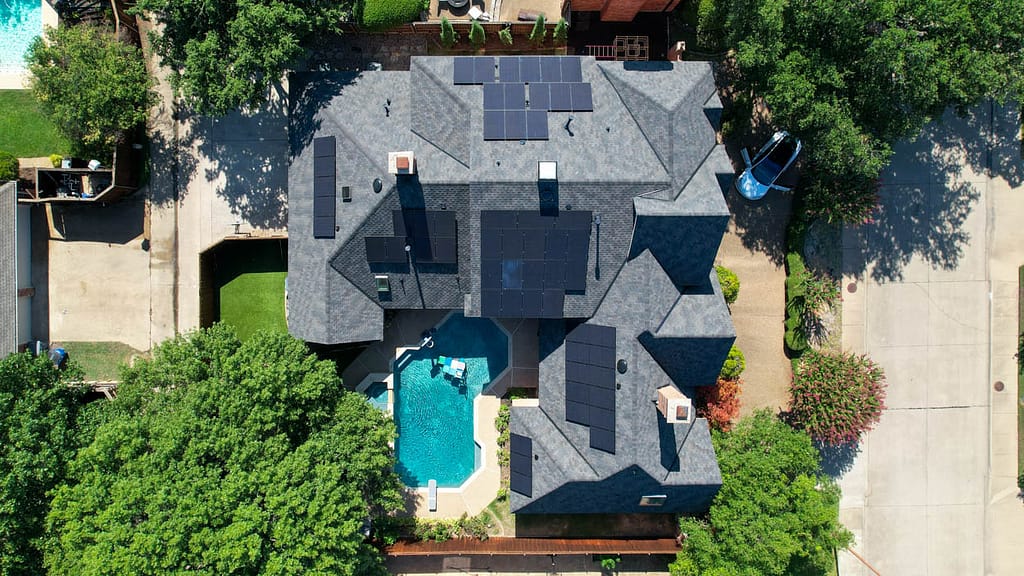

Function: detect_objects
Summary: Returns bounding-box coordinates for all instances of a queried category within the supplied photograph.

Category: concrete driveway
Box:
[838,103,1024,575]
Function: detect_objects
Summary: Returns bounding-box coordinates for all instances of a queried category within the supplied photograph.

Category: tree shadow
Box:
[816,439,862,478]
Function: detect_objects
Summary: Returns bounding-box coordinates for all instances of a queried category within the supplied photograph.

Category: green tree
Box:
[469,20,486,48]
[552,18,568,46]
[714,264,739,305]
[132,0,355,115]
[529,14,547,45]
[790,350,886,444]
[717,0,1024,224]
[498,26,513,46]
[45,326,403,576]
[0,151,18,181]
[26,24,154,157]
[0,353,87,576]
[440,16,458,48]
[670,411,852,576]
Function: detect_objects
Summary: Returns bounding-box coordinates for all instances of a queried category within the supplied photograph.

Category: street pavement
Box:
[839,103,1024,576]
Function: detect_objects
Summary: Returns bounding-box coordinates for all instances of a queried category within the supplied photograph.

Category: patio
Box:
[425,0,565,23]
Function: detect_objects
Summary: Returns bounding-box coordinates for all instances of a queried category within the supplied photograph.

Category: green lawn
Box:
[0,90,69,157]
[219,272,288,341]
[55,341,145,381]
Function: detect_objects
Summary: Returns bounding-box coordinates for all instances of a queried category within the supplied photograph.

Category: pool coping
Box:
[0,1,58,90]
[389,310,512,518]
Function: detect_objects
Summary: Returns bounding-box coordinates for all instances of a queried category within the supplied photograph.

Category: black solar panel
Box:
[499,57,520,83]
[313,217,333,238]
[519,56,541,83]
[481,290,501,315]
[560,56,583,83]
[314,155,334,177]
[365,237,404,263]
[505,110,527,140]
[432,237,458,264]
[529,83,550,111]
[431,211,457,237]
[564,323,617,453]
[549,83,572,111]
[453,56,474,84]
[523,234,546,260]
[504,83,526,109]
[481,260,501,290]
[570,82,594,112]
[509,432,533,497]
[500,290,523,317]
[484,110,504,140]
[474,56,495,83]
[523,290,544,316]
[526,110,548,140]
[559,210,593,230]
[313,136,335,157]
[484,83,504,110]
[540,57,561,83]
[541,290,563,317]
[501,259,523,289]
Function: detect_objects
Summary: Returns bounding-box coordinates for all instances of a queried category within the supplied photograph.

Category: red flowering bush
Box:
[789,350,886,444]
[697,378,741,432]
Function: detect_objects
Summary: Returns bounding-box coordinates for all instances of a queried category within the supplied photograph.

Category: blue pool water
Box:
[0,0,41,74]
[365,382,389,412]
[394,313,508,488]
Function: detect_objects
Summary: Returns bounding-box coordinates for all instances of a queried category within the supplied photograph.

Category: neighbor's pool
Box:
[393,313,508,488]
[0,0,41,74]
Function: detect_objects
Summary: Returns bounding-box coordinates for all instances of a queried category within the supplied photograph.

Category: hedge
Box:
[719,345,745,380]
[360,0,425,31]
[0,151,18,181]
[715,265,740,305]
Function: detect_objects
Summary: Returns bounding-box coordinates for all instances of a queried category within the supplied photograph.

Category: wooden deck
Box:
[385,537,680,556]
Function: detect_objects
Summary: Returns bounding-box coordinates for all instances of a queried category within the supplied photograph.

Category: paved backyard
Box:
[838,103,1024,576]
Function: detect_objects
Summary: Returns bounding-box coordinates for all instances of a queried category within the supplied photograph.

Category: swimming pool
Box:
[393,313,508,488]
[0,0,41,74]
[364,381,389,412]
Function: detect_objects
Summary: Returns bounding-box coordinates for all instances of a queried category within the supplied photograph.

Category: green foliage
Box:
[552,18,568,45]
[1019,473,1024,493]
[784,249,839,355]
[529,14,547,45]
[440,16,458,48]
[133,0,354,116]
[599,555,621,571]
[671,411,853,576]
[49,153,63,168]
[718,0,1024,224]
[499,26,513,46]
[469,20,486,47]
[412,513,491,542]
[696,0,725,52]
[45,326,402,576]
[790,350,886,444]
[26,24,153,157]
[0,353,86,576]
[361,0,422,31]
[719,345,745,380]
[715,264,740,305]
[0,151,17,181]
[219,271,288,340]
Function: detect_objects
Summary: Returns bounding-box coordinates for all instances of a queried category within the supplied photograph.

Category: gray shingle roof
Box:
[1,183,17,357]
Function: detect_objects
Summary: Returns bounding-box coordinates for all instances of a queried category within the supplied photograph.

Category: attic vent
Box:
[388,151,415,175]
[538,161,557,181]
[657,385,694,424]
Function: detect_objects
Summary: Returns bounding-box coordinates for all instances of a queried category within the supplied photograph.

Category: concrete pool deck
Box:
[0,0,58,90]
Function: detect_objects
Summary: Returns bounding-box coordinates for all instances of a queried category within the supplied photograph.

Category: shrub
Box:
[553,18,568,45]
[789,350,887,444]
[528,14,547,45]
[0,151,18,181]
[49,153,63,168]
[784,250,839,353]
[697,377,741,431]
[361,0,422,30]
[499,26,513,46]
[469,20,486,47]
[719,345,745,380]
[599,555,621,571]
[715,265,740,305]
[440,16,458,48]
[1019,472,1024,493]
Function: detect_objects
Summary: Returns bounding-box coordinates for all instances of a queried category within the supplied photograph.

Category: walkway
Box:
[838,103,1024,576]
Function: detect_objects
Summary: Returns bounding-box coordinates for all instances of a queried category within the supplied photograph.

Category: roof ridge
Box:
[409,59,471,167]
[537,404,601,477]
[597,63,674,180]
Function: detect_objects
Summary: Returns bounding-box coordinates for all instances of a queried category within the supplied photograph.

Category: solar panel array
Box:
[480,210,592,318]
[312,136,336,238]
[509,433,533,497]
[565,323,617,454]
[453,56,594,141]
[365,209,458,265]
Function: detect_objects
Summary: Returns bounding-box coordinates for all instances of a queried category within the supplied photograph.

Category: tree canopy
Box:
[26,24,154,157]
[670,411,852,576]
[710,0,1024,223]
[133,0,356,115]
[44,326,402,576]
[0,353,86,576]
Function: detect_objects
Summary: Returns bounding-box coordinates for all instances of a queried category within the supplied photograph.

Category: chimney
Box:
[657,385,694,424]
[388,151,415,175]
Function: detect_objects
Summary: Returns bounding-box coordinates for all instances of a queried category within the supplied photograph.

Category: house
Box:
[1,182,32,357]
[287,56,735,514]
[573,0,681,22]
